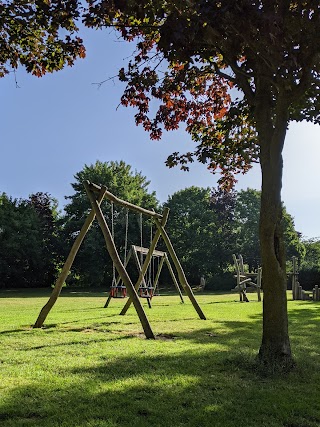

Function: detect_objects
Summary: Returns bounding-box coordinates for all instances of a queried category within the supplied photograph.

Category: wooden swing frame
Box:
[33,181,206,338]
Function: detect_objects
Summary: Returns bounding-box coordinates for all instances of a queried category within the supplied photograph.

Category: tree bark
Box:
[256,92,294,369]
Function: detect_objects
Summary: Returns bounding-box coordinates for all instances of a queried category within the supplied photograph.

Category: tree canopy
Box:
[0,192,60,288]
[235,189,306,266]
[0,0,85,78]
[83,1,320,187]
[165,186,236,284]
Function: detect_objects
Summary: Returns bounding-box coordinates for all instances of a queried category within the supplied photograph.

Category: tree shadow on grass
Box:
[0,316,123,336]
[1,313,320,427]
[286,302,320,361]
[0,289,108,299]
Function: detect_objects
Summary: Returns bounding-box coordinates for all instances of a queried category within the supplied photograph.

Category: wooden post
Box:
[164,253,185,303]
[239,289,243,302]
[84,182,155,339]
[33,188,106,328]
[154,217,206,320]
[257,267,262,302]
[292,256,298,300]
[232,254,242,302]
[119,208,169,315]
[153,255,165,295]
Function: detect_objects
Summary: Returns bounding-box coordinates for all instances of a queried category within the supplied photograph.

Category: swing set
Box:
[34,181,206,339]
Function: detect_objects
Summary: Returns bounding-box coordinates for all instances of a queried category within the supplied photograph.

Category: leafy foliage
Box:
[235,189,305,268]
[299,238,320,289]
[301,238,320,268]
[164,186,231,284]
[0,192,60,288]
[0,0,85,77]
[165,186,305,288]
[83,1,320,190]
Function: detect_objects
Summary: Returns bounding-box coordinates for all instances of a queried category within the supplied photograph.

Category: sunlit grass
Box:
[1,289,320,426]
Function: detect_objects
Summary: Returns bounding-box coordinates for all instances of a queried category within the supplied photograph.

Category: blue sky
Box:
[1,28,320,239]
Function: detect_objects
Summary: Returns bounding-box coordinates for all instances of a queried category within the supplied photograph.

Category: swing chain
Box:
[124,209,129,264]
[111,202,116,286]
[139,212,143,265]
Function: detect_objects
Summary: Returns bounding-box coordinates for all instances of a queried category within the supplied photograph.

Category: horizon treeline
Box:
[0,160,319,291]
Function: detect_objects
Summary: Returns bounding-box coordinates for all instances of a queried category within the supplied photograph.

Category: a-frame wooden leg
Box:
[33,188,106,328]
[153,217,206,320]
[153,256,165,295]
[164,254,185,303]
[84,182,155,339]
[131,246,149,289]
[242,289,249,302]
[104,294,113,309]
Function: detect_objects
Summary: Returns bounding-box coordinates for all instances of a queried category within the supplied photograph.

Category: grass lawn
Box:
[1,289,320,427]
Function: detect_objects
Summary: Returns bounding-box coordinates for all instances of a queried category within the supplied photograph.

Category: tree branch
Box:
[227,58,255,104]
[211,61,236,83]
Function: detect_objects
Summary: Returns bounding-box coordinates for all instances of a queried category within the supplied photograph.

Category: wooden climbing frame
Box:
[232,254,262,302]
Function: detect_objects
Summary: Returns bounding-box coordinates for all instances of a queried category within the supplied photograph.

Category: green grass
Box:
[1,289,320,427]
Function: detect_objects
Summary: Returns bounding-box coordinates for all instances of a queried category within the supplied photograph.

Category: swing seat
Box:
[139,286,154,298]
[110,285,127,298]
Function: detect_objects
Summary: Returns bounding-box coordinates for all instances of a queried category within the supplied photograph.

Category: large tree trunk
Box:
[256,96,294,369]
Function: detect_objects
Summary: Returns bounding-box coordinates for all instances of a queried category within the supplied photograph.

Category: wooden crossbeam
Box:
[87,182,163,220]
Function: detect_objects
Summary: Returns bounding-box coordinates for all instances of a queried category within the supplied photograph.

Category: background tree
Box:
[28,192,62,287]
[62,160,159,287]
[210,187,237,271]
[165,186,237,288]
[235,189,305,270]
[84,1,320,368]
[299,238,320,289]
[165,187,219,284]
[0,192,60,288]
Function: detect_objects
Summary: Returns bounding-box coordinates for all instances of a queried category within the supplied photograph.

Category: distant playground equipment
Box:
[192,276,206,293]
[233,254,320,303]
[291,256,320,301]
[232,254,262,302]
[33,181,206,338]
